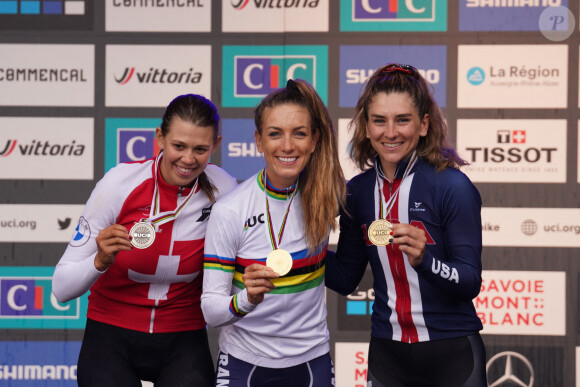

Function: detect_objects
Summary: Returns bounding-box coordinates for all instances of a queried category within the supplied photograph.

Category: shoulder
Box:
[346,168,375,196]
[205,163,238,191]
[96,159,154,194]
[418,163,481,207]
[212,172,258,213]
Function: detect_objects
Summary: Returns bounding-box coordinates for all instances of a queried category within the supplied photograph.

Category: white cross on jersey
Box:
[128,255,197,301]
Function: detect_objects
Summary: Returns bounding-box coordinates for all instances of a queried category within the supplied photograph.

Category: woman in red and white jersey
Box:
[52,94,237,387]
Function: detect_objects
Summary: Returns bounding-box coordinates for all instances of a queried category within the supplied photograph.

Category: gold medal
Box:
[266,248,293,276]
[129,221,155,249]
[368,219,393,246]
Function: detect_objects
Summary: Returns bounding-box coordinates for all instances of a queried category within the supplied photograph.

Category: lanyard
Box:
[144,151,198,230]
[261,169,298,251]
[375,151,418,220]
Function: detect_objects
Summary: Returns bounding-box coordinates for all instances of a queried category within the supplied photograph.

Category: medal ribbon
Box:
[262,170,298,251]
[144,151,198,230]
[375,151,418,220]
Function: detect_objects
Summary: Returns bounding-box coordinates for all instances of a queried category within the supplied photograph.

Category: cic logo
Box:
[105,118,161,172]
[0,267,87,329]
[222,45,328,107]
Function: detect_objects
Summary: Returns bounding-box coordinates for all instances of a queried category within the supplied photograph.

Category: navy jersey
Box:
[326,157,483,342]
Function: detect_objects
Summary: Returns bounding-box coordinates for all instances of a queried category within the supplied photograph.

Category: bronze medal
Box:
[368,219,393,246]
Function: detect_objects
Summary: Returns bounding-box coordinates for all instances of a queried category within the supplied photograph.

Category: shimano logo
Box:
[0,365,77,380]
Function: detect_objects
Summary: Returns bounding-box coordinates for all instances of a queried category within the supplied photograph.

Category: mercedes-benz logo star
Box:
[486,351,534,387]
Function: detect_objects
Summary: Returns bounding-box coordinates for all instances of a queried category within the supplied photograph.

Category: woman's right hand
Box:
[94,224,132,271]
[242,263,280,305]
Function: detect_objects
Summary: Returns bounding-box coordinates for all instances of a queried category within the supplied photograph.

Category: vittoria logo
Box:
[231,0,320,9]
[0,139,85,157]
[0,140,16,157]
[115,67,202,85]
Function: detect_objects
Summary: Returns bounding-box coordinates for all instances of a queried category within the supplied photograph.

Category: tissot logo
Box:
[114,67,202,85]
[464,132,555,164]
[486,351,534,387]
[497,130,525,144]
[457,119,565,183]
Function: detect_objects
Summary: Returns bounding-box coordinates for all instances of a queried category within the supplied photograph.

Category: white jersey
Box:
[201,171,329,368]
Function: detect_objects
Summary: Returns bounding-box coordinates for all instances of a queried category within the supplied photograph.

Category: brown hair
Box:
[159,94,220,202]
[255,80,346,252]
[350,63,467,172]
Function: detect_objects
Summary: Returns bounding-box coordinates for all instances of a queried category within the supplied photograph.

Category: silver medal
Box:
[129,221,155,249]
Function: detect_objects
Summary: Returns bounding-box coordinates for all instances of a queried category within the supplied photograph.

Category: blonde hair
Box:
[255,79,346,252]
[350,63,467,172]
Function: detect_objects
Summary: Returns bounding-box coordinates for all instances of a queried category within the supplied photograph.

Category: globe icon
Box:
[521,219,537,236]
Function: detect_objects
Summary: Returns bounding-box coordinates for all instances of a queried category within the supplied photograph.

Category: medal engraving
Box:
[368,219,393,246]
[129,222,155,249]
[266,249,293,276]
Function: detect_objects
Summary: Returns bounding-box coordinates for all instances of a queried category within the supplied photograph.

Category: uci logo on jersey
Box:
[244,213,265,230]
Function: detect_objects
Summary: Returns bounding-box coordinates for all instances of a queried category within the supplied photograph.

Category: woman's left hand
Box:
[390,223,427,268]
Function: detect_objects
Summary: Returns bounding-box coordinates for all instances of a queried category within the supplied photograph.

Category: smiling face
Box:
[155,117,220,187]
[255,103,318,189]
[366,92,428,180]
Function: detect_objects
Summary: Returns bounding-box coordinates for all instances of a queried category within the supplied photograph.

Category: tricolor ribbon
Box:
[143,151,198,230]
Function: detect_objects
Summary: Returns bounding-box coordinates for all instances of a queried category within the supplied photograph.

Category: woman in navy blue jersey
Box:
[326,63,487,387]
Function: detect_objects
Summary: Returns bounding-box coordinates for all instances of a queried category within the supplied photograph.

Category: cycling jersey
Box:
[202,170,330,368]
[53,156,237,333]
[326,156,483,342]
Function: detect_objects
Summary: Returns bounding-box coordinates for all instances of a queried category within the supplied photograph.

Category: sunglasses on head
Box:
[380,63,419,77]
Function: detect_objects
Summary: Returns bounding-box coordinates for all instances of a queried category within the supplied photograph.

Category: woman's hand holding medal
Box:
[242,263,280,305]
[389,223,427,268]
[94,224,133,272]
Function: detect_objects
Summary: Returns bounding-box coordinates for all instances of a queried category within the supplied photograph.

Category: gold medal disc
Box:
[368,219,393,246]
[129,221,155,249]
[266,249,293,276]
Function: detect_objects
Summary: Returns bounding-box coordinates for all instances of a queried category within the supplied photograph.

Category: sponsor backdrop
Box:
[0,1,579,385]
